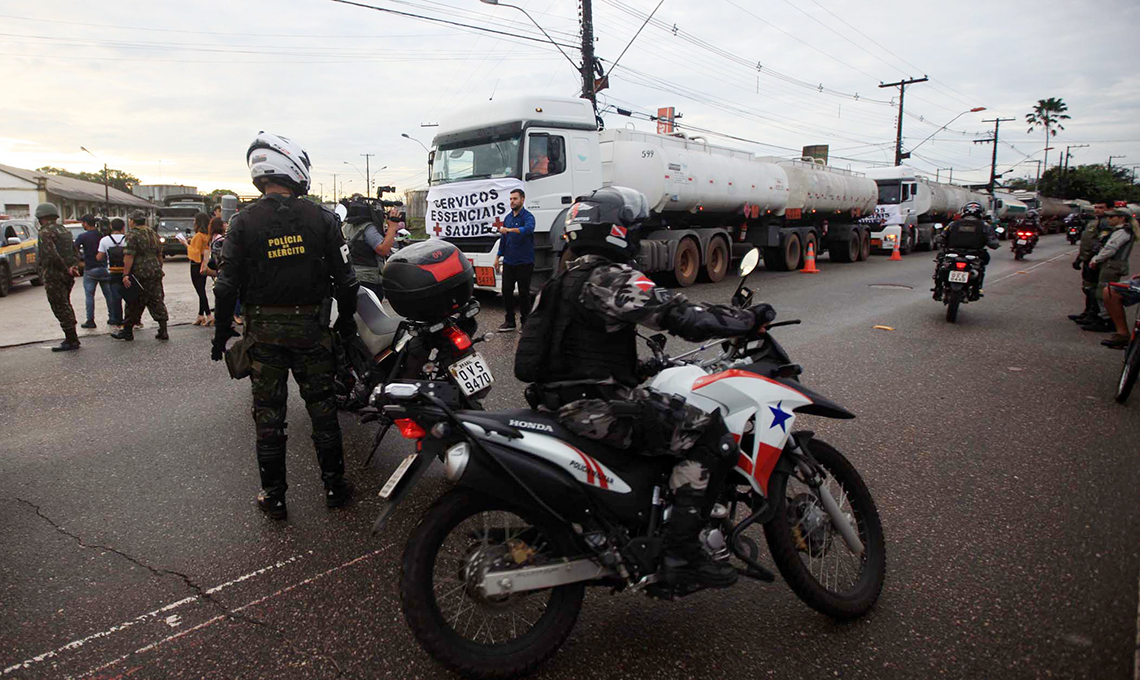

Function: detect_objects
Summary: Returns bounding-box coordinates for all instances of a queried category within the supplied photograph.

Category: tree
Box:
[1038,163,1140,204]
[1004,177,1034,192]
[36,165,140,193]
[1025,98,1070,171]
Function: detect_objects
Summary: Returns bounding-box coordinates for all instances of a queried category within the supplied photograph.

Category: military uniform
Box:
[214,193,358,514]
[36,218,80,341]
[121,223,169,333]
[1091,218,1134,299]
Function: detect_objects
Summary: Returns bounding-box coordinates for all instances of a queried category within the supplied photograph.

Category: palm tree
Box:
[1025,97,1070,170]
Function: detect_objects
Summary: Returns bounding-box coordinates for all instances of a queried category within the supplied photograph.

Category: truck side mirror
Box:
[6,237,20,246]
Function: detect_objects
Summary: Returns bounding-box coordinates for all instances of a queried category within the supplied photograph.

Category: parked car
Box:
[0,219,43,296]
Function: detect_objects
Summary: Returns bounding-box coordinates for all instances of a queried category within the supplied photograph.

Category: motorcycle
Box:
[1109,280,1140,404]
[371,249,886,678]
[1067,220,1082,245]
[1011,227,1038,260]
[934,249,985,323]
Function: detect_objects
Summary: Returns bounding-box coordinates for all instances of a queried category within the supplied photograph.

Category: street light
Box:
[79,146,111,218]
[478,0,579,73]
[907,107,986,156]
[401,133,429,153]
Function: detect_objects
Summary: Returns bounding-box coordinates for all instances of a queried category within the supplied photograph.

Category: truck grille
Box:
[444,236,498,254]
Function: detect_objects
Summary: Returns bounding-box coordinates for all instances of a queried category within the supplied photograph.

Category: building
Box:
[133,184,199,204]
[0,163,157,221]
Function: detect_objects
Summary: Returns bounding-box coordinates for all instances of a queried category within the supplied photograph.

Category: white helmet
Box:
[247,132,311,195]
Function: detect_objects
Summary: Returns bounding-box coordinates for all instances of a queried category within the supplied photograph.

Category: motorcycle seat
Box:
[356,287,403,337]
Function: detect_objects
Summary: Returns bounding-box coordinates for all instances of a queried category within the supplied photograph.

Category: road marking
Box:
[2,552,309,676]
[989,248,1076,286]
[76,544,393,679]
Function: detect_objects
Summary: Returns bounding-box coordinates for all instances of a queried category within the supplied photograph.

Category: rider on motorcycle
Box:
[934,201,999,299]
[515,186,774,589]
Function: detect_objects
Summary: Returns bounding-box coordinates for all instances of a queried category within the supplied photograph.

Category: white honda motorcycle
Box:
[373,249,886,678]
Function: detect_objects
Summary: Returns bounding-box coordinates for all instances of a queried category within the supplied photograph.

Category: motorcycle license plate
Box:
[948,271,970,283]
[1017,239,1027,245]
[449,352,494,396]
[474,266,496,287]
[379,454,417,499]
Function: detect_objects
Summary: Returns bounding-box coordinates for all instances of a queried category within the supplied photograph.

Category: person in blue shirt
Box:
[494,188,536,331]
[74,214,114,329]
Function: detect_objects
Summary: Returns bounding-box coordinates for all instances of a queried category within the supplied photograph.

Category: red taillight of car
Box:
[395,418,427,440]
[955,262,968,270]
[443,326,472,351]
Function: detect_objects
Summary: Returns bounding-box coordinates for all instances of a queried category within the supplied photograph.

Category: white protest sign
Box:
[859,204,903,227]
[426,177,524,239]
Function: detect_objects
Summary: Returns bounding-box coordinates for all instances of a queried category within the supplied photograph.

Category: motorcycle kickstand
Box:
[362,417,393,469]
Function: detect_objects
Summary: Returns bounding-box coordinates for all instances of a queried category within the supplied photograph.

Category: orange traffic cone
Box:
[889,235,902,261]
[801,242,820,273]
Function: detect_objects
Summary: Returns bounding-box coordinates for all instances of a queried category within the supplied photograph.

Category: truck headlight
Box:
[159,237,166,243]
[444,442,470,481]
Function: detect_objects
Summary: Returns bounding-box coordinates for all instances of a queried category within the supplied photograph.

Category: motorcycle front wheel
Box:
[1115,334,1140,404]
[763,438,886,619]
[399,488,585,679]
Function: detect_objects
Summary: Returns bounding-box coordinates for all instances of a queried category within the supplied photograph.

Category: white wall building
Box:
[0,163,157,221]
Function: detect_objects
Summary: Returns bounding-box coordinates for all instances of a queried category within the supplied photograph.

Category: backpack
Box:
[513,258,600,383]
[209,234,225,269]
[106,234,127,269]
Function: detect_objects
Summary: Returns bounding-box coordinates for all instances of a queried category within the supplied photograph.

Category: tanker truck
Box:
[860,166,989,255]
[425,96,878,290]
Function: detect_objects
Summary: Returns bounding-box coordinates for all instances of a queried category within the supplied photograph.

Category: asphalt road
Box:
[2,234,1138,680]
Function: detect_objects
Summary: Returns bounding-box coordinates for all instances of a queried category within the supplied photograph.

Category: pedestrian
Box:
[493,188,535,332]
[96,218,127,329]
[187,212,213,326]
[34,203,82,351]
[75,214,114,329]
[1083,208,1135,333]
[341,196,401,300]
[111,211,169,342]
[212,132,359,519]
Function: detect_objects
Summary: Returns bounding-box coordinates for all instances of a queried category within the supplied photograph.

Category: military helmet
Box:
[34,202,60,220]
[960,201,985,219]
[129,210,148,225]
[563,186,650,261]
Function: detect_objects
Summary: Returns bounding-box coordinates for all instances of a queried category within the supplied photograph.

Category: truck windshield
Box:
[431,134,521,185]
[877,182,903,205]
[160,207,203,218]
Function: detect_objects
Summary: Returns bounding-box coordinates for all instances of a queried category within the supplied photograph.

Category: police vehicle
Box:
[0,217,43,296]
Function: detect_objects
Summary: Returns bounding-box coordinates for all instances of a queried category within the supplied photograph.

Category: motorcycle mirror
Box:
[334,204,348,222]
[739,248,761,277]
[647,333,667,354]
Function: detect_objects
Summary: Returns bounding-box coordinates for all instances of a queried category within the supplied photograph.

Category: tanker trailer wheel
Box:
[859,231,871,261]
[901,228,915,255]
[782,233,803,271]
[671,237,700,287]
[699,236,729,283]
[829,233,859,263]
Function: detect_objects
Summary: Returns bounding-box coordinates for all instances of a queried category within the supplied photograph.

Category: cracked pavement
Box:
[1,234,1138,679]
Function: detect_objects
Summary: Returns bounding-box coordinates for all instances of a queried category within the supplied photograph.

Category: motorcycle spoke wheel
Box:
[763,439,885,619]
[1115,335,1140,403]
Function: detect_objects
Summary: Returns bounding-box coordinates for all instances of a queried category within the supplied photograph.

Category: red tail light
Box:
[955,262,968,270]
[443,326,472,351]
[395,418,427,439]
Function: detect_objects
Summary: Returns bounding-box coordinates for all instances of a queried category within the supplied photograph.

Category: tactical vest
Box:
[1101,227,1135,263]
[343,220,382,273]
[944,218,989,251]
[520,258,639,387]
[240,196,331,306]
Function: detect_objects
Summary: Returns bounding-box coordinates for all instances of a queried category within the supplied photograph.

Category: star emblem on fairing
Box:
[768,401,791,432]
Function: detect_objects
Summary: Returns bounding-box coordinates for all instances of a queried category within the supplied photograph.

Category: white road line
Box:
[2,552,310,676]
[76,544,392,679]
[988,248,1077,286]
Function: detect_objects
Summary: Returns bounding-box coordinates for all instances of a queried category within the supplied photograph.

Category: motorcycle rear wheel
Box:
[399,488,585,679]
[945,290,961,323]
[763,438,886,619]
[1115,334,1140,404]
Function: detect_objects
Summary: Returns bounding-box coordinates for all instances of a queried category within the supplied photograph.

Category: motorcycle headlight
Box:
[444,442,470,482]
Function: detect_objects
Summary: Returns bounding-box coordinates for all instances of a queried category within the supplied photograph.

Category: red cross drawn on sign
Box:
[433,222,443,236]
[492,216,504,230]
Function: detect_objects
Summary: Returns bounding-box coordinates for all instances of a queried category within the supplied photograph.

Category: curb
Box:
[0,321,199,350]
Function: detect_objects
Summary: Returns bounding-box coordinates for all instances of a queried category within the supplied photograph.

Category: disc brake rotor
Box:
[787,492,834,558]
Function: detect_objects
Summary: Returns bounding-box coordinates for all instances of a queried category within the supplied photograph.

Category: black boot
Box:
[52,329,81,352]
[256,435,288,519]
[662,492,737,589]
[155,322,169,341]
[111,325,134,341]
[314,429,352,508]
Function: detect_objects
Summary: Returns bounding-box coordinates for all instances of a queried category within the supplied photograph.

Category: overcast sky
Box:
[2,0,1138,198]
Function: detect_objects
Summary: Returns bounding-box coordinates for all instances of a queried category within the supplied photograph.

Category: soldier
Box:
[514,186,773,589]
[34,203,82,352]
[1070,204,1110,324]
[1083,208,1136,333]
[111,211,169,341]
[211,132,359,520]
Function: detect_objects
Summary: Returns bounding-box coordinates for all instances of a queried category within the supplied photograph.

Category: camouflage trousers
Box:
[246,312,344,497]
[556,387,739,495]
[124,274,169,326]
[43,271,76,333]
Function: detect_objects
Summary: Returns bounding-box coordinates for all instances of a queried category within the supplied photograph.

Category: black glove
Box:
[212,326,239,361]
[637,357,668,381]
[334,315,358,340]
[750,303,776,332]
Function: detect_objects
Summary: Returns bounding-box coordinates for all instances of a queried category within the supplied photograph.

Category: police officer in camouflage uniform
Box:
[212,132,359,520]
[111,211,169,341]
[1082,208,1136,333]
[515,187,774,589]
[34,202,82,352]
[1070,204,1111,324]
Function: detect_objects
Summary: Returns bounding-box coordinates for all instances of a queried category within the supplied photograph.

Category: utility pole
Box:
[332,173,337,202]
[879,76,927,166]
[1029,160,1043,186]
[1062,144,1088,197]
[971,117,1015,193]
[102,163,109,218]
[361,153,375,196]
[1108,154,1126,168]
[580,0,597,109]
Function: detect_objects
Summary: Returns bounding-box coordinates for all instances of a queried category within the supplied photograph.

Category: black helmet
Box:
[564,186,649,261]
[961,201,985,219]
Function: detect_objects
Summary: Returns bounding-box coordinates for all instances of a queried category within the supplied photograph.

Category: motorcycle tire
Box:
[1014,250,1024,261]
[945,290,961,323]
[399,488,585,679]
[763,438,886,620]
[1115,335,1140,404]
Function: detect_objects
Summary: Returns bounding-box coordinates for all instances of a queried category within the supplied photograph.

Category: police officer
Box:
[212,132,359,520]
[1083,207,1136,333]
[110,211,169,341]
[934,201,999,299]
[1071,204,1110,323]
[515,186,773,588]
[341,195,400,300]
[34,202,82,352]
